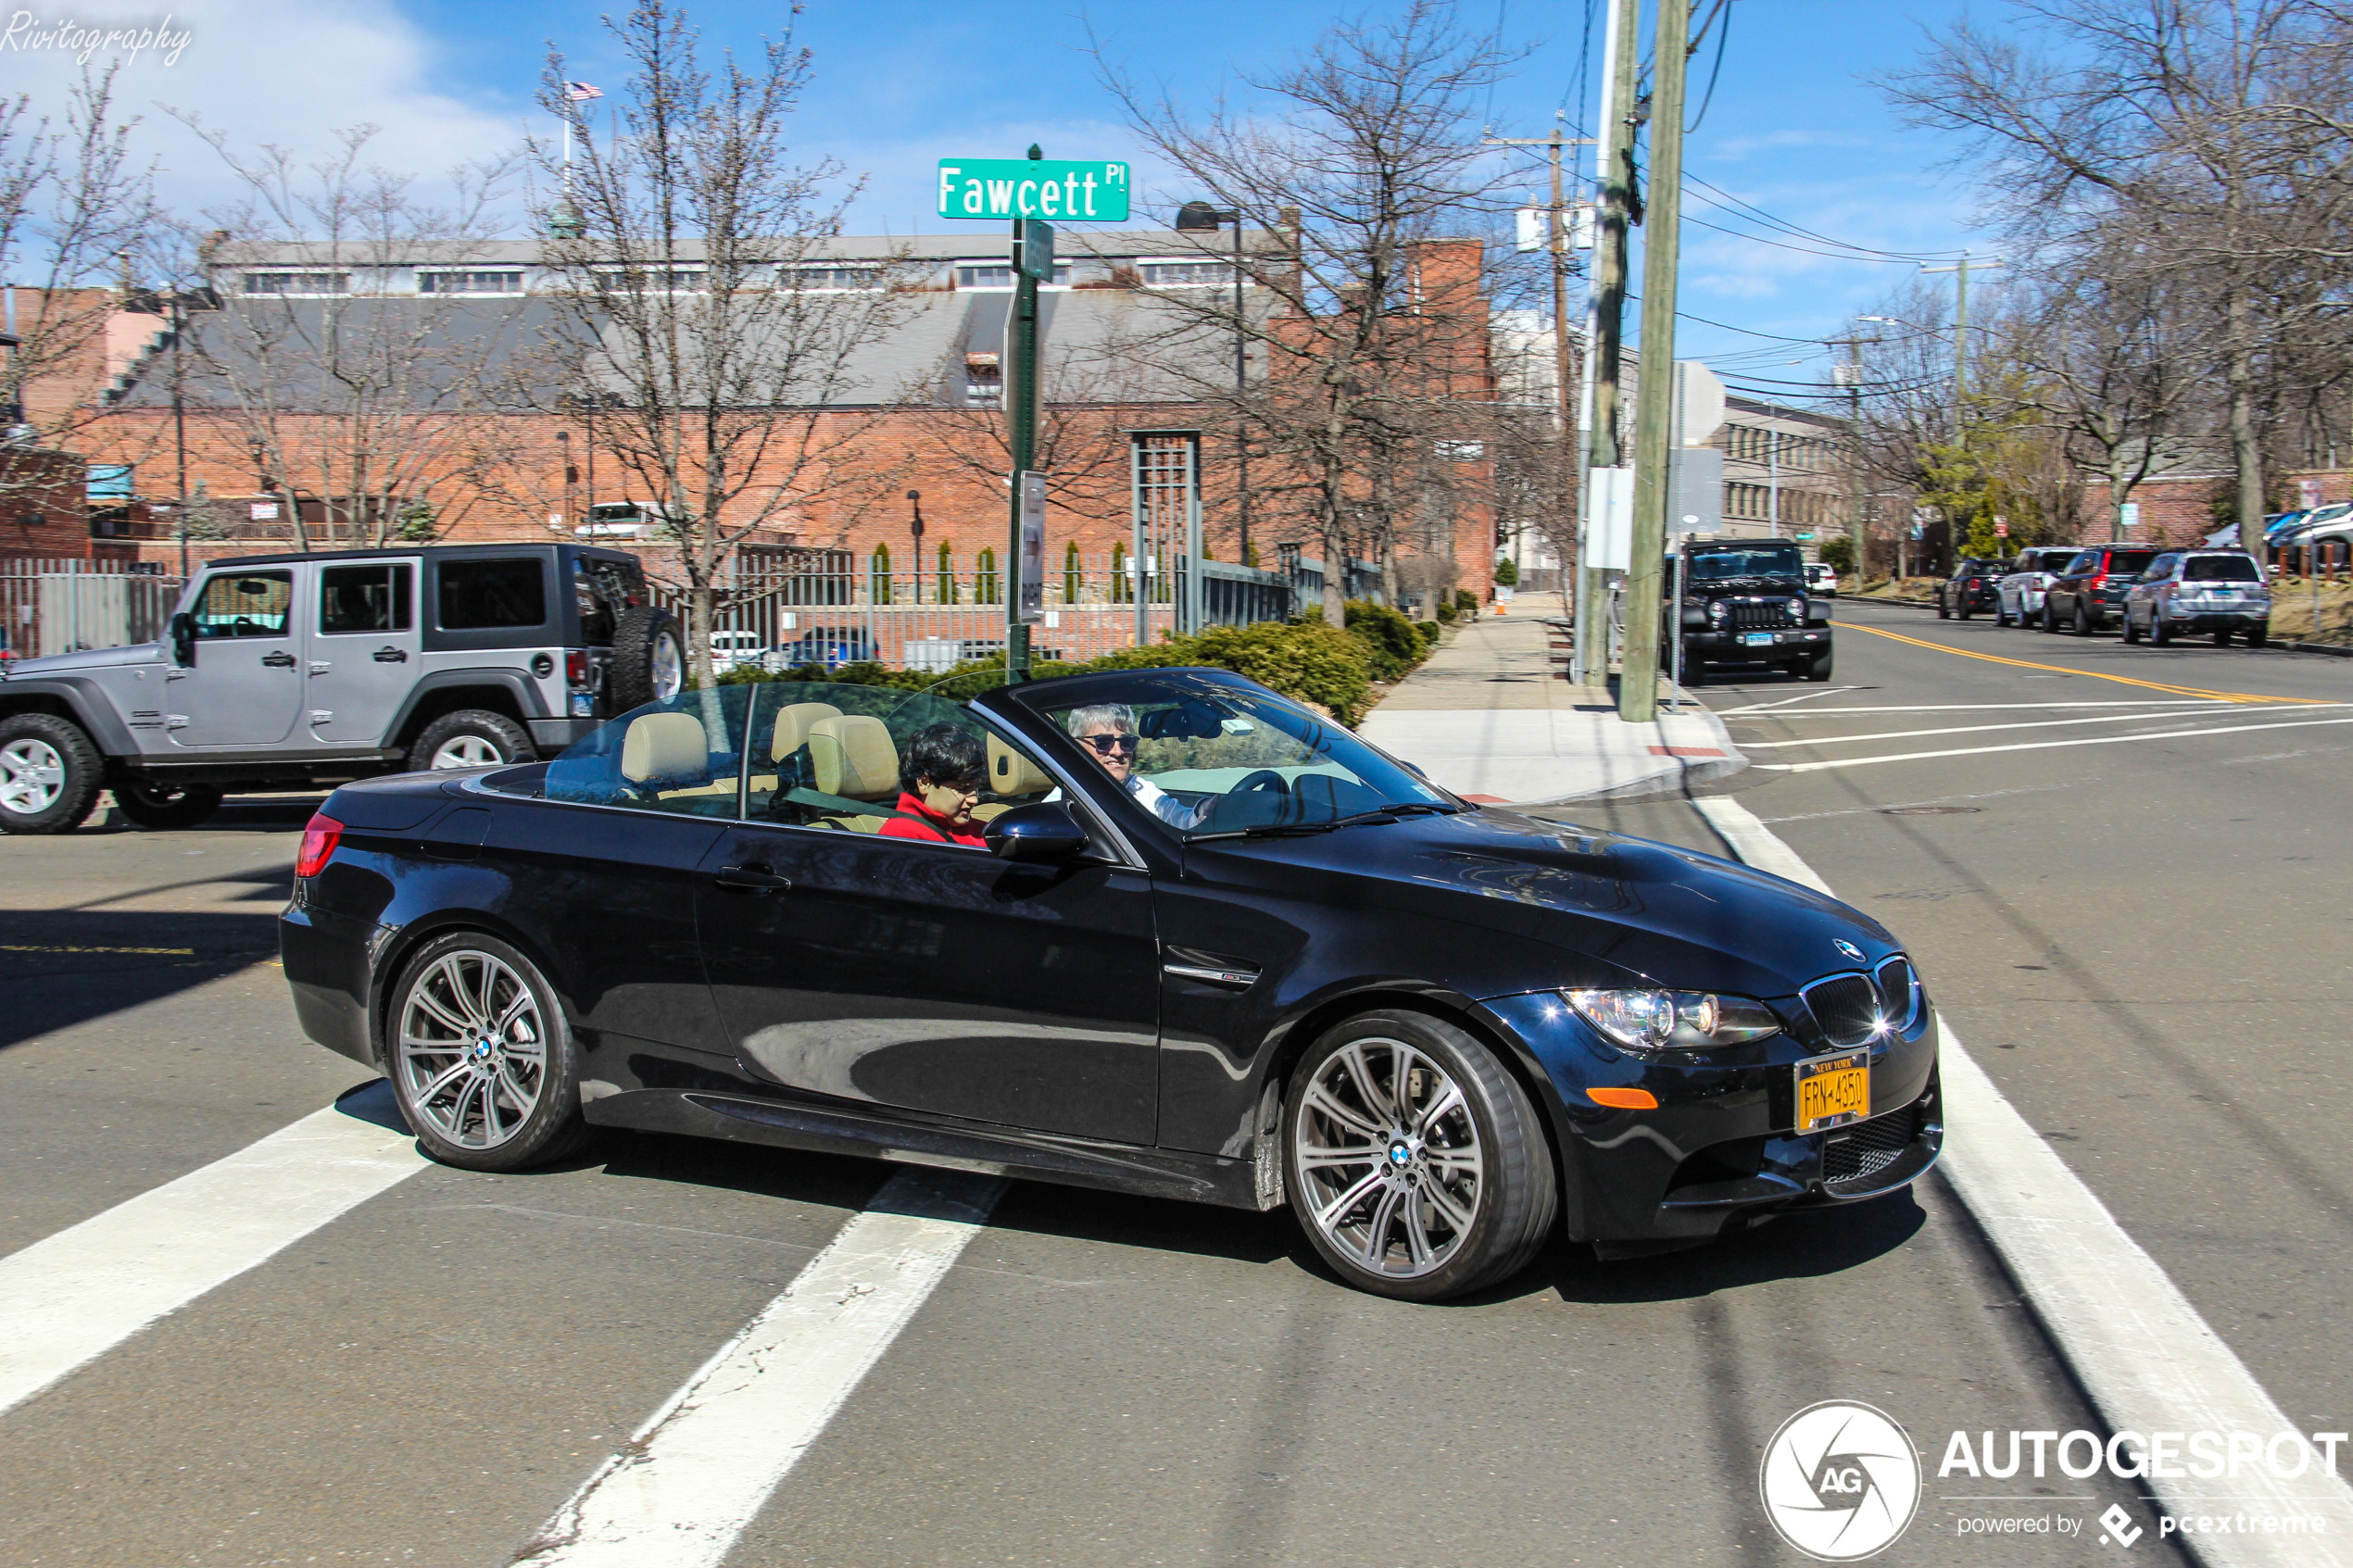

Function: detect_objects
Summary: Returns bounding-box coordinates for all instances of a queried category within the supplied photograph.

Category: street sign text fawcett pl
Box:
[937,159,1131,222]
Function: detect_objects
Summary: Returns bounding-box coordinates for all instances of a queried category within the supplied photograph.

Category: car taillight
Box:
[2087,572,2107,588]
[565,649,591,687]
[296,813,344,879]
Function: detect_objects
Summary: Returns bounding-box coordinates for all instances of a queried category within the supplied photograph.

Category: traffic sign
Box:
[1994,520,2009,537]
[937,159,1129,222]
[1793,531,1816,541]
[1017,220,1056,282]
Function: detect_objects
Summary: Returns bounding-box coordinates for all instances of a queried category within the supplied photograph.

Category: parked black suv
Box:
[1935,558,2005,620]
[2040,545,2161,635]
[0,543,682,834]
[1669,537,1834,683]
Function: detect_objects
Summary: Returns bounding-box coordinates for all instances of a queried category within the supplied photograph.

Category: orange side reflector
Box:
[1587,1087,1658,1110]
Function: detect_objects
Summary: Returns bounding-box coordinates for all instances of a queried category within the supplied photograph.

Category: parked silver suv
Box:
[0,544,682,834]
[2121,550,2271,647]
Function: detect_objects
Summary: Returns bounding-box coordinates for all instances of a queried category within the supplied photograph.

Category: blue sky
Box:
[0,0,2000,396]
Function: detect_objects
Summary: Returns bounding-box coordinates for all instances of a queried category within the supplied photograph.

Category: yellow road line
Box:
[1843,622,2323,705]
[0,944,197,956]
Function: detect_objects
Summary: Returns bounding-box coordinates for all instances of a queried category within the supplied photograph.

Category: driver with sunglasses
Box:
[1063,702,1206,829]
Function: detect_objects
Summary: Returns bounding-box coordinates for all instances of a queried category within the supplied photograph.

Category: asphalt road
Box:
[13,604,2342,1564]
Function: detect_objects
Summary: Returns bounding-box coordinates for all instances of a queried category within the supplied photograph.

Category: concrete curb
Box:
[1525,693,1749,805]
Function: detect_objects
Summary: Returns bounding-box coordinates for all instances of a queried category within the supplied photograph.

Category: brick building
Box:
[60,229,1502,609]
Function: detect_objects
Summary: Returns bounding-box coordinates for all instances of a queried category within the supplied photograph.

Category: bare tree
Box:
[1095,0,1520,619]
[0,66,159,502]
[529,0,919,685]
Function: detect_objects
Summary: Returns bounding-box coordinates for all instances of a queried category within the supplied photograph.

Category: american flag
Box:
[565,82,603,101]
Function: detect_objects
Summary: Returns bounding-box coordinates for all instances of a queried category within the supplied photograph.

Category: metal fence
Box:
[0,558,183,659]
[642,549,1362,671]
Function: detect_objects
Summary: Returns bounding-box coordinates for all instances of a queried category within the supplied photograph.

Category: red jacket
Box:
[877,791,987,847]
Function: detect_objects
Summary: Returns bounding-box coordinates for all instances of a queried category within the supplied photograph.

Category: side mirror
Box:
[984,800,1092,864]
[170,610,195,666]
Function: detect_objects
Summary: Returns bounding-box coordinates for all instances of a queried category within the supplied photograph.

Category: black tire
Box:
[110,780,225,830]
[2149,612,2171,646]
[610,605,685,713]
[2246,621,2270,648]
[0,712,103,834]
[1935,594,1950,620]
[2213,627,2233,647]
[2122,609,2142,645]
[408,709,533,773]
[2040,603,2059,633]
[1803,646,1834,682]
[2074,600,2095,635]
[384,931,593,1173]
[1283,1010,1556,1301]
[1956,602,1973,620]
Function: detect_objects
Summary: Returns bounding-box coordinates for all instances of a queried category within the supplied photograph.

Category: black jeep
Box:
[1668,538,1835,684]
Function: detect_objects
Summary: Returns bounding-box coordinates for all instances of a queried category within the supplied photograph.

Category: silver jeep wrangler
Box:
[0,544,683,834]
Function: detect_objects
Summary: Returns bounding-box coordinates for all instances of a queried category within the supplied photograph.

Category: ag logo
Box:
[1759,1400,1920,1561]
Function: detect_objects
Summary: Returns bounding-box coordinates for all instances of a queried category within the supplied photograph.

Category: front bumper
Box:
[1684,627,1831,660]
[1478,990,1943,1245]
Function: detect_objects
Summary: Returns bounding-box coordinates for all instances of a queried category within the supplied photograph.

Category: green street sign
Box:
[937,159,1130,222]
[1793,531,1817,540]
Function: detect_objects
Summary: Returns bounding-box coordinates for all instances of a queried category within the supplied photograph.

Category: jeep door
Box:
[307,558,421,747]
[173,566,308,747]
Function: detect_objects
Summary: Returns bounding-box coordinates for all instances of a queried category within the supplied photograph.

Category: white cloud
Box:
[0,0,534,226]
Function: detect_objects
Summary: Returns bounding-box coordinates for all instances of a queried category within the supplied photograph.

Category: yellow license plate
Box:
[1796,1051,1871,1133]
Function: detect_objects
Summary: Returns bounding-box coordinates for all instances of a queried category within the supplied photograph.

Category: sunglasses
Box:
[1079,733,1140,756]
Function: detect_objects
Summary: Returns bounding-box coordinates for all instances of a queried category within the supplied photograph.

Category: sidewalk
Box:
[1356,594,1745,805]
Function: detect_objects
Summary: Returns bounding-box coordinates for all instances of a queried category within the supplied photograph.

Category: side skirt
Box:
[585,1087,1269,1210]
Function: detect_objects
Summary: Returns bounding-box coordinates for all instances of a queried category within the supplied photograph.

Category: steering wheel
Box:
[1231,769,1290,797]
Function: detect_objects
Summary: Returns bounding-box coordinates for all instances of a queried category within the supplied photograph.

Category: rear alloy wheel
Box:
[1285,1011,1555,1301]
[386,932,591,1172]
[2149,611,2171,646]
[110,780,224,830]
[2122,609,2142,644]
[2073,601,2095,635]
[0,712,102,834]
[408,709,533,772]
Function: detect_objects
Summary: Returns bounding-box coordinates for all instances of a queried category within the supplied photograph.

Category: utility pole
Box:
[1618,0,1692,725]
[1919,253,2001,579]
[1482,118,1592,615]
[1575,0,1641,685]
[1831,338,1869,581]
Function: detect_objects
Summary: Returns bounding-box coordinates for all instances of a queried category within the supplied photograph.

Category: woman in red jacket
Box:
[879,723,989,847]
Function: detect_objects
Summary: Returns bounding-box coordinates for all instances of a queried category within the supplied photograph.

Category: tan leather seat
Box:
[621,711,710,785]
[807,714,900,802]
[771,701,843,762]
[987,733,1053,797]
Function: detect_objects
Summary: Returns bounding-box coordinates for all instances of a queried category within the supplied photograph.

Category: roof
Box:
[213,230,1292,269]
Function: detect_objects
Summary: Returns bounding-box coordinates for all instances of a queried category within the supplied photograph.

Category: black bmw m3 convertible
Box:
[280,668,1941,1301]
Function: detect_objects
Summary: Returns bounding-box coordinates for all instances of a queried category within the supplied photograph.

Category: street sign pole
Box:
[1005,149,1053,682]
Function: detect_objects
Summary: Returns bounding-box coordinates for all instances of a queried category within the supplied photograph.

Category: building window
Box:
[788,266,882,291]
[419,270,524,295]
[955,263,1068,289]
[242,271,348,295]
[591,266,707,292]
[1139,260,1232,287]
[964,353,1002,408]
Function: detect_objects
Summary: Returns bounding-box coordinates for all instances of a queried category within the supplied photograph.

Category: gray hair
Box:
[1064,703,1136,737]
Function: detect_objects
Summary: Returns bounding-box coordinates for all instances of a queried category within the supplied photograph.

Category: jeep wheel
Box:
[0,713,102,834]
[110,780,225,830]
[1803,646,1834,682]
[609,606,685,713]
[1284,1010,1555,1301]
[409,709,533,772]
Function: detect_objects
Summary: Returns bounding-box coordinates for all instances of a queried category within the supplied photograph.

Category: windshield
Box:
[1684,546,1803,581]
[1024,676,1453,838]
[2183,555,2262,582]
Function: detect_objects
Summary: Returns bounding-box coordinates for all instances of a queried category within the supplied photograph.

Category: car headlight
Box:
[1706,601,1728,623]
[1565,988,1782,1050]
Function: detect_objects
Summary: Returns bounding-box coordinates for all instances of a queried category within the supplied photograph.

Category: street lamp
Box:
[906,488,925,606]
[556,428,573,533]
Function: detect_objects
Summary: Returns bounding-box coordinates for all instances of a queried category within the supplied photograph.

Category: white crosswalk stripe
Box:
[0,1085,426,1418]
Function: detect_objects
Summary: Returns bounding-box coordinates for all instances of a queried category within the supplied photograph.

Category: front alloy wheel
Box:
[388,934,590,1171]
[1286,1012,1555,1300]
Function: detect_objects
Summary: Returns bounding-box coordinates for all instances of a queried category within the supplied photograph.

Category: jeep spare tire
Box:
[609,606,685,713]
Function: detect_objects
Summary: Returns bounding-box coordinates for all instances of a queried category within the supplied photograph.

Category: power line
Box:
[1686,0,1732,132]
[1682,171,1965,262]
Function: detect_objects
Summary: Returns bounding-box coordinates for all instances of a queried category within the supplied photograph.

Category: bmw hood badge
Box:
[1834,939,1866,962]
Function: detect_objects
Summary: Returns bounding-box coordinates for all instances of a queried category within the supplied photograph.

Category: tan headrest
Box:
[808,714,899,800]
[621,711,709,784]
[987,734,1052,797]
[770,701,843,762]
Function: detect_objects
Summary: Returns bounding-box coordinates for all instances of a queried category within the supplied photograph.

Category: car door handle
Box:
[713,864,792,894]
[373,646,409,663]
[261,650,297,668]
